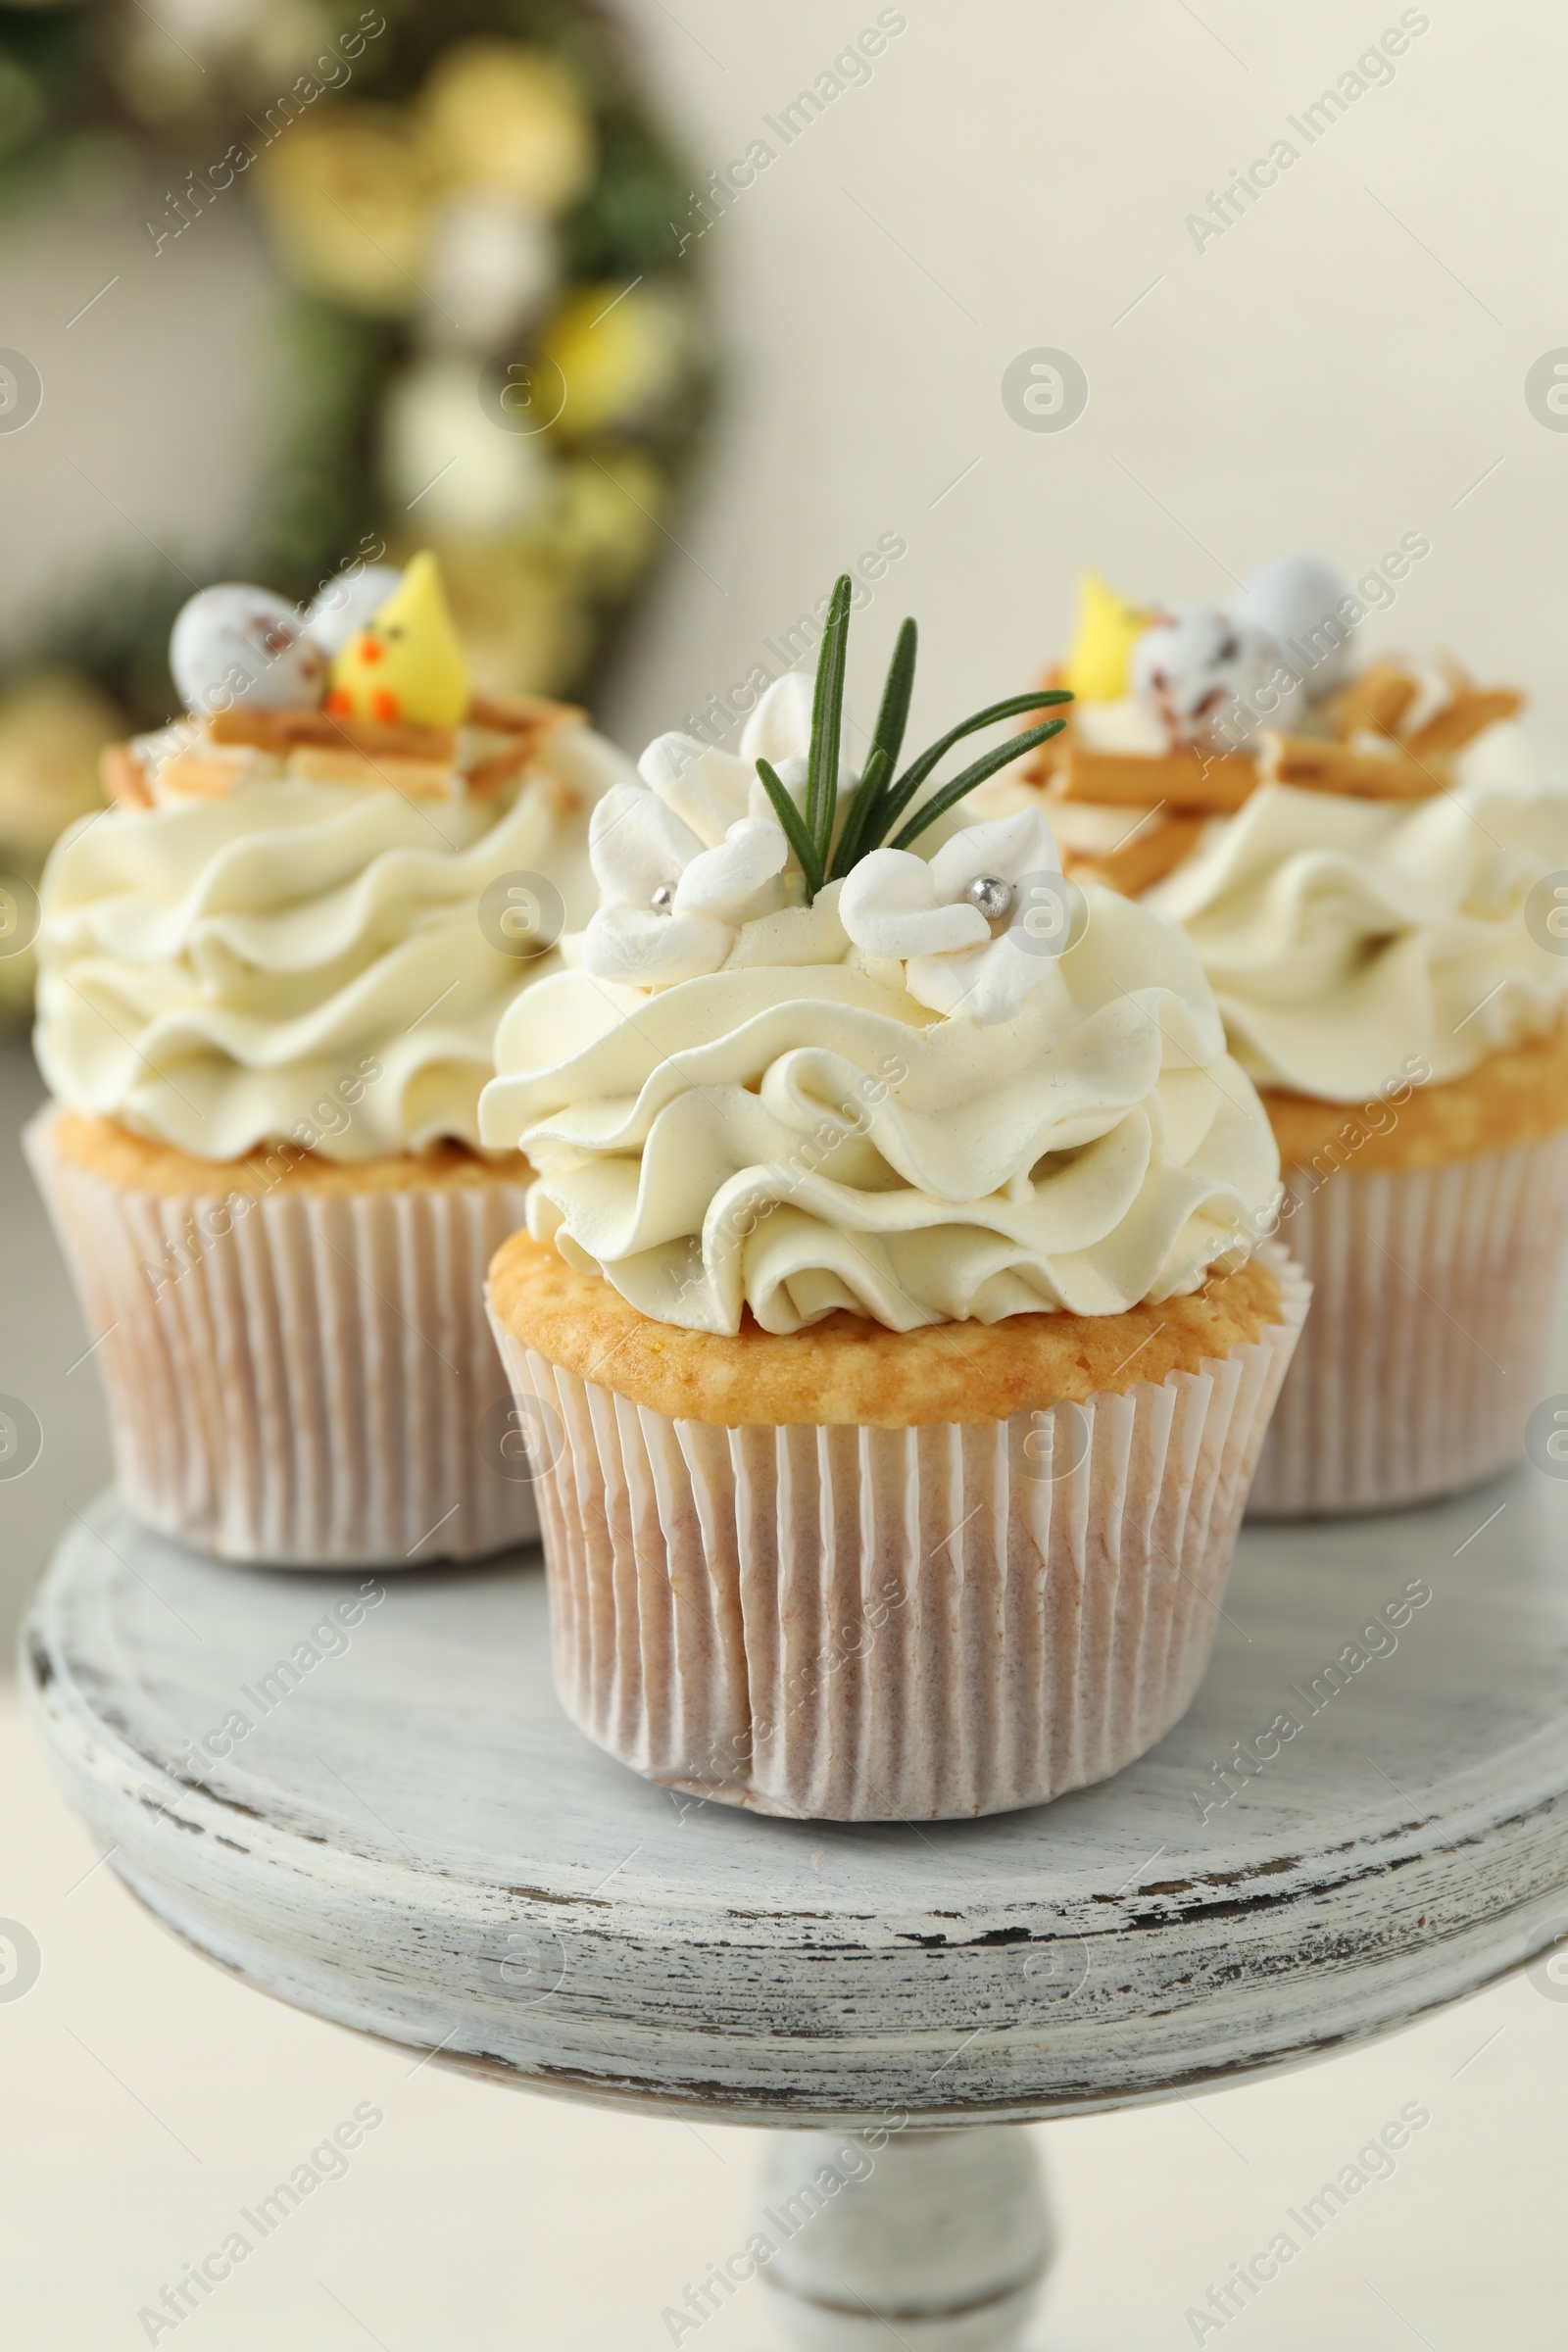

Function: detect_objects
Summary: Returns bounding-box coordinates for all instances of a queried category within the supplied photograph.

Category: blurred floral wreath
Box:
[0,0,711,1015]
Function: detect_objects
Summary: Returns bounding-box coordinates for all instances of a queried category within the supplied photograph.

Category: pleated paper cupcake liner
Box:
[488,1250,1309,1822]
[26,1104,537,1567]
[1249,1132,1568,1520]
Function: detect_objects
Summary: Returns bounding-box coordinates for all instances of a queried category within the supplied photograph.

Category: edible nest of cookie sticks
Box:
[102,690,585,812]
[1016,657,1523,894]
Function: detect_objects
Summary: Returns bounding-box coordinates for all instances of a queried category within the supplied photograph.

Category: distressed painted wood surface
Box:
[23,1475,1568,2126]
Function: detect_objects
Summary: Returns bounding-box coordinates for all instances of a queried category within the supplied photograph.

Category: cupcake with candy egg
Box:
[478,577,1308,1821]
[29,552,633,1566]
[988,553,1568,1516]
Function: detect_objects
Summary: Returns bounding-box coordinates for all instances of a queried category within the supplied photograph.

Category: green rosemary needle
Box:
[757,582,1072,902]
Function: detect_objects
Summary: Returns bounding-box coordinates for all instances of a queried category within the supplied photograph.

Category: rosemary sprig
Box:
[826,615,916,880]
[757,582,1073,901]
[869,614,918,769]
[806,573,853,866]
[754,755,824,896]
[892,716,1067,849]
[827,745,892,882]
[874,691,1072,842]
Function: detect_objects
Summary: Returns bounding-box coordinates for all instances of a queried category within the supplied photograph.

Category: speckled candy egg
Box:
[1231,553,1352,699]
[1131,605,1294,751]
[170,585,327,716]
[304,565,404,660]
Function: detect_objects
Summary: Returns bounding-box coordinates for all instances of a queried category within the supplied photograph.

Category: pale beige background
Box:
[600,0,1568,766]
[4,3,1568,2345]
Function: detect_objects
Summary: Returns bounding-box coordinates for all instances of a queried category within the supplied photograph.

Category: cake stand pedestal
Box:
[23,1475,1568,2347]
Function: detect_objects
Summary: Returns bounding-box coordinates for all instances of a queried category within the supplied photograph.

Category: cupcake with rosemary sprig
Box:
[30,553,633,1567]
[479,575,1308,1822]
[989,551,1568,1517]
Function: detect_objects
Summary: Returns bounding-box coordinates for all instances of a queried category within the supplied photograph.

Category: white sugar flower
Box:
[636,671,838,858]
[742,668,815,765]
[637,734,753,848]
[840,808,1073,1023]
[586,654,1068,1004]
[581,783,788,987]
[677,817,789,915]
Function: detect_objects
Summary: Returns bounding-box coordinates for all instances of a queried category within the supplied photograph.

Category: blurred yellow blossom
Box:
[538,282,688,440]
[417,42,595,214]
[258,112,433,315]
[0,673,113,867]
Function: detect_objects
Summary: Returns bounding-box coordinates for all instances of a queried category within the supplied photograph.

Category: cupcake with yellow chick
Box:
[989,554,1568,1515]
[29,552,634,1567]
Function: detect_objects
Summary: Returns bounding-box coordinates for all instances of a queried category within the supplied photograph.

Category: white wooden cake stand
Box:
[23,1473,1568,2348]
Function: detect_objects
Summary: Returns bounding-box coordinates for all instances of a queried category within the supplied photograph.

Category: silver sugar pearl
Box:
[965,873,1013,921]
[649,882,676,915]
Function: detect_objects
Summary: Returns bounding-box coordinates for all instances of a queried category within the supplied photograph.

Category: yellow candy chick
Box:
[325,551,469,727]
[1062,572,1152,703]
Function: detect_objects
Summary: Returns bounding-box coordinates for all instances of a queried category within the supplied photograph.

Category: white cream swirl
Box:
[35,724,633,1161]
[479,882,1280,1335]
[1144,777,1568,1101]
